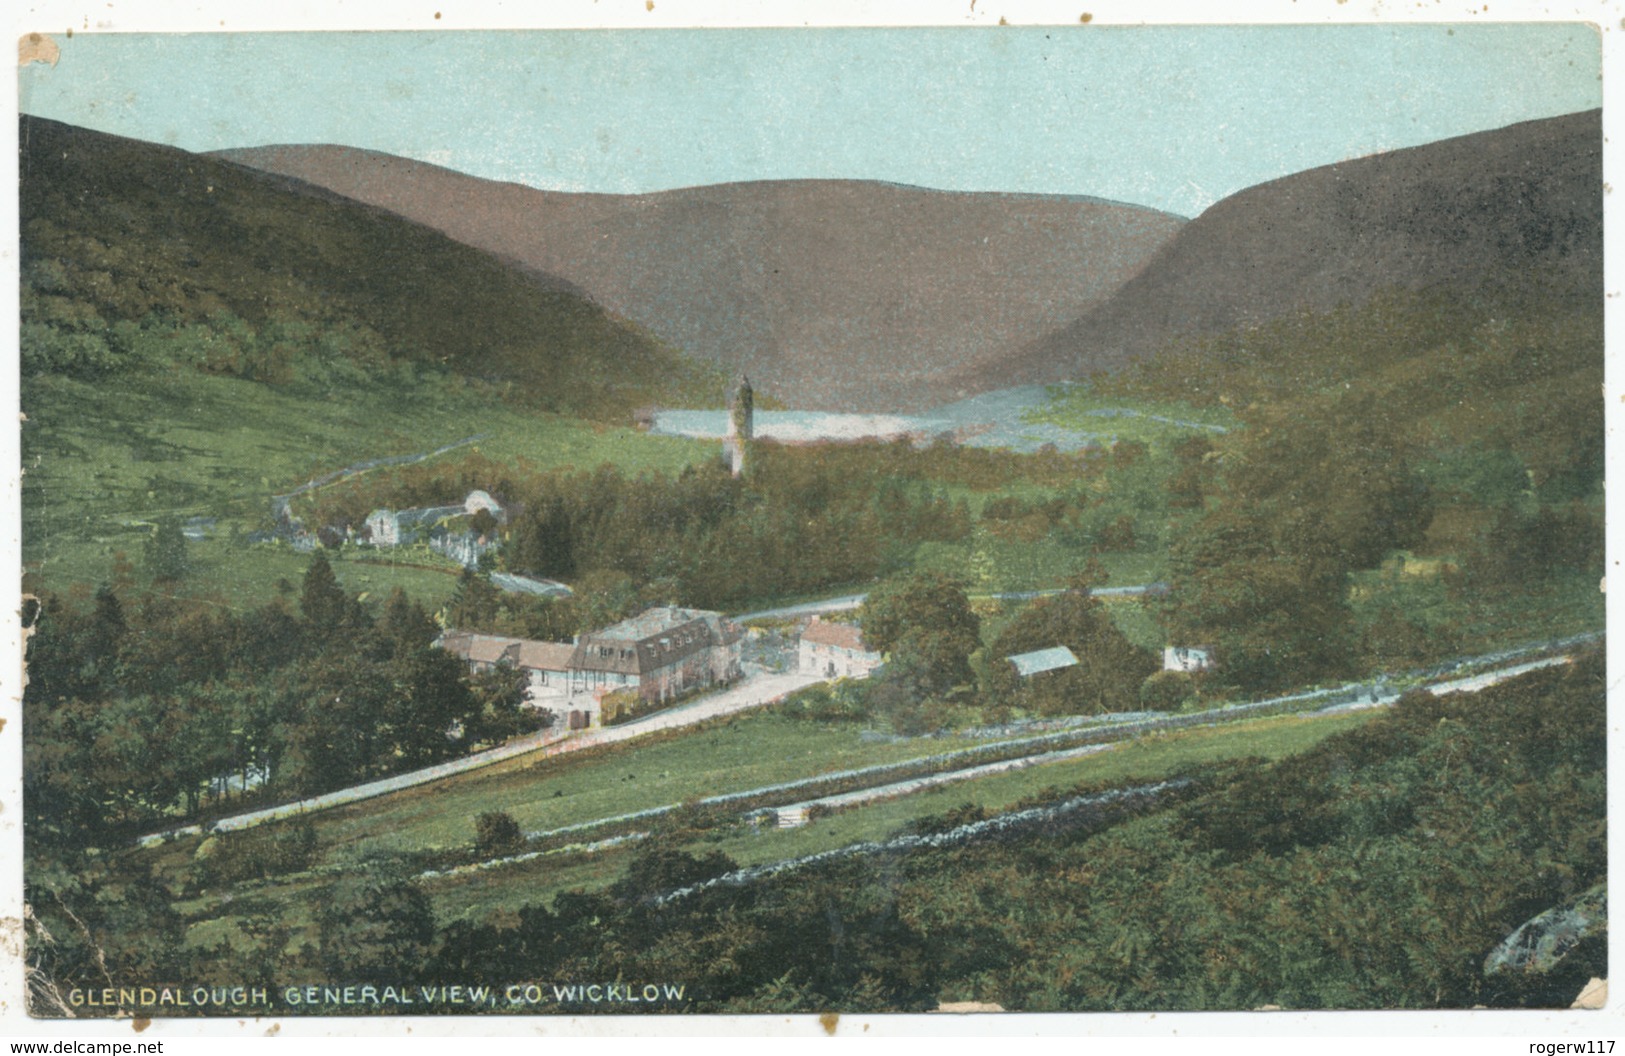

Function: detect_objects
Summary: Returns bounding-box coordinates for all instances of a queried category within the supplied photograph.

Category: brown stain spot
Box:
[132,1017,151,1033]
[646,1,654,9]
[435,11,442,19]
[19,32,61,68]
[265,1024,281,1037]
[819,1012,839,1035]
[998,16,1009,25]
[1079,12,1092,22]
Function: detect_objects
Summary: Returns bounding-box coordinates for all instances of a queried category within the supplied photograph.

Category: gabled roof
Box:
[467,636,521,666]
[571,606,740,675]
[438,631,574,672]
[802,618,873,653]
[1007,646,1079,678]
[515,640,575,672]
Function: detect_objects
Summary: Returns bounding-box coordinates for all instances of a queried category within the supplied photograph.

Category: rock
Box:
[1485,883,1607,976]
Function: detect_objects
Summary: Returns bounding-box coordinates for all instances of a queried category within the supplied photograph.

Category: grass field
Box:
[270,713,1020,864]
[1024,382,1236,446]
[151,702,1379,944]
[21,367,714,605]
[912,536,1165,598]
[422,705,1377,919]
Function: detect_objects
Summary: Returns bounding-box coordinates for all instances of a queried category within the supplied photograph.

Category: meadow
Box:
[151,701,1379,947]
[1022,381,1236,442]
[21,365,713,607]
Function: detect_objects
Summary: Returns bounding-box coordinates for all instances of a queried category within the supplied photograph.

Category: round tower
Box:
[726,373,754,477]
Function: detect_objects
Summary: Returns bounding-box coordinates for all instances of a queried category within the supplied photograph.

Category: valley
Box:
[17,100,1605,1016]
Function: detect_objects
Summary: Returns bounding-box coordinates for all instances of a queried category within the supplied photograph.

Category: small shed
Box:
[1163,645,1215,673]
[1007,646,1080,678]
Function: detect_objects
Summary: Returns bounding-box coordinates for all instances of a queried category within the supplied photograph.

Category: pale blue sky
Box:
[18,24,1601,216]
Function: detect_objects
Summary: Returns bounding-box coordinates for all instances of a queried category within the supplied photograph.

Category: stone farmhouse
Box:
[798,616,883,679]
[571,607,744,703]
[437,630,586,728]
[438,605,744,731]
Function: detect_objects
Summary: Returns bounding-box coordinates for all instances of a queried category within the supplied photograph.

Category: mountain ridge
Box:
[949,109,1602,394]
[211,144,1187,411]
[20,115,718,416]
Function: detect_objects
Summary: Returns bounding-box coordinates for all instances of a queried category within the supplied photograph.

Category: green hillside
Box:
[19,115,729,600]
[20,116,720,417]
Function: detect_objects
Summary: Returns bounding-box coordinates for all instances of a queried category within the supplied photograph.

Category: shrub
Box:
[1140,670,1196,712]
[474,810,526,859]
[191,820,318,888]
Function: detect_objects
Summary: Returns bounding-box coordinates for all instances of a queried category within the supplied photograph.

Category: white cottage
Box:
[798,617,883,679]
[364,508,402,546]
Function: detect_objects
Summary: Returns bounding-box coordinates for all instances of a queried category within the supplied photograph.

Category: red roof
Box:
[802,619,871,653]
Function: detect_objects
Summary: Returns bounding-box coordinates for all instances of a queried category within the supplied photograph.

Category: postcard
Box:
[5,1,1614,1042]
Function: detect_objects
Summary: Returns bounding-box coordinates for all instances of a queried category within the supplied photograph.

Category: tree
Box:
[469,507,499,540]
[1161,511,1355,691]
[984,575,1157,715]
[299,551,349,630]
[445,566,501,629]
[392,647,478,766]
[859,571,981,701]
[374,589,439,658]
[316,872,437,984]
[82,585,126,685]
[611,846,739,905]
[1140,670,1196,711]
[506,493,575,579]
[465,663,542,745]
[284,654,394,792]
[474,811,526,859]
[142,518,188,583]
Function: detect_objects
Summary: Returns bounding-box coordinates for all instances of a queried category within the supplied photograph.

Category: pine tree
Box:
[142,519,188,583]
[299,551,348,630]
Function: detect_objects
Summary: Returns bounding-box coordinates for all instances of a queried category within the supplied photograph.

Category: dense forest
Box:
[27,651,1603,1013]
[302,438,1151,622]
[22,555,541,850]
[1133,289,1603,690]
